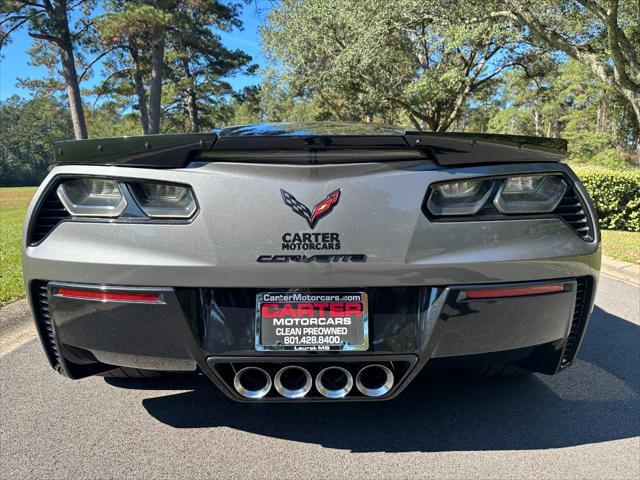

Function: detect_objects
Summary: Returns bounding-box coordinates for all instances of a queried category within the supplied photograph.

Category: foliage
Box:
[0,187,37,306]
[0,95,73,186]
[95,0,253,134]
[485,59,639,162]
[2,0,640,186]
[85,103,144,138]
[483,0,640,129]
[1,1,99,139]
[572,166,640,232]
[262,0,529,131]
[600,229,640,265]
[590,149,630,169]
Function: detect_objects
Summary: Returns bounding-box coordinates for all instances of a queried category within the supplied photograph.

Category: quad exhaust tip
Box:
[356,364,394,397]
[233,366,272,399]
[274,365,313,398]
[232,363,394,400]
[315,366,353,398]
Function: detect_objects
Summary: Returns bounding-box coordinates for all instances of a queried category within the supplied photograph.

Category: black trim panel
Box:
[55,133,216,168]
[52,125,566,167]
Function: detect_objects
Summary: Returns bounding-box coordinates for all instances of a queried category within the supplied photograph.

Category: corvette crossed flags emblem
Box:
[280,189,341,229]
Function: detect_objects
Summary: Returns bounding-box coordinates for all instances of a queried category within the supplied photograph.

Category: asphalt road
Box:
[1,275,639,479]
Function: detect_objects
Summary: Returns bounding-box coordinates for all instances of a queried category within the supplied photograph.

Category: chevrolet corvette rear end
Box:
[22,122,600,401]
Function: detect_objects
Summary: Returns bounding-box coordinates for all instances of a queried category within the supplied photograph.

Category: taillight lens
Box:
[464,283,566,299]
[494,175,567,214]
[426,174,569,217]
[56,287,160,303]
[426,179,494,216]
[129,182,197,218]
[56,178,126,217]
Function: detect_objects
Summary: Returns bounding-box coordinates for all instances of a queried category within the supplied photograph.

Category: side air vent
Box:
[554,188,594,242]
[30,281,113,378]
[560,277,591,369]
[28,187,70,245]
[31,281,66,375]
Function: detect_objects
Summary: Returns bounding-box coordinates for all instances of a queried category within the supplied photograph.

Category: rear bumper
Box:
[29,275,596,401]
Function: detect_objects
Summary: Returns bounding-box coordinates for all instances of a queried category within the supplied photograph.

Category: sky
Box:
[0,3,268,101]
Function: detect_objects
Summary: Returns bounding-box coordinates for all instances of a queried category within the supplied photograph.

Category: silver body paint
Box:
[22,161,600,288]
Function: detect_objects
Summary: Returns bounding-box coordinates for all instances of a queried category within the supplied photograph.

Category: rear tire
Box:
[99,367,164,378]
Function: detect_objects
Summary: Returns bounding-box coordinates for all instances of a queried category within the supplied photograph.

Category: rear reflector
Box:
[57,288,160,303]
[464,284,566,299]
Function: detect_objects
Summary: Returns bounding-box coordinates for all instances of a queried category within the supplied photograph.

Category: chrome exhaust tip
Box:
[274,366,313,398]
[356,364,394,397]
[233,366,272,399]
[315,366,353,399]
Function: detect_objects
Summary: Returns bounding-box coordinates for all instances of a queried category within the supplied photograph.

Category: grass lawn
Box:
[1,187,37,306]
[0,185,637,307]
[601,229,640,265]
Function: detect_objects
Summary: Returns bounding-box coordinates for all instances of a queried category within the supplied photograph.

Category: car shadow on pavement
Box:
[108,305,639,452]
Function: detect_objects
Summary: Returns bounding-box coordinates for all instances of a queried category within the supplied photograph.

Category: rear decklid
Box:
[54,122,567,168]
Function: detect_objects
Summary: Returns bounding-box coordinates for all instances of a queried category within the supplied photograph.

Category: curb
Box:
[0,298,36,357]
[601,255,640,286]
[0,298,30,334]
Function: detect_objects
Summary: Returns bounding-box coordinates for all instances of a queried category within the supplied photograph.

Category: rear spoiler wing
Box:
[54,131,567,168]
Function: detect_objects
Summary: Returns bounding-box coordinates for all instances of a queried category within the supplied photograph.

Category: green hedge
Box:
[571,166,640,232]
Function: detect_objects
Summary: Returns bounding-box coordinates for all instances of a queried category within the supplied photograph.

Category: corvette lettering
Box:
[256,254,367,263]
[281,189,340,228]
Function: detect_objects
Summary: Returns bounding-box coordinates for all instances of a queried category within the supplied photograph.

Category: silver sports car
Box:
[22,122,600,402]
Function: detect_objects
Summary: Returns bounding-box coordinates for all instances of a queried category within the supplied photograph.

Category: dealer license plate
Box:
[256,292,369,351]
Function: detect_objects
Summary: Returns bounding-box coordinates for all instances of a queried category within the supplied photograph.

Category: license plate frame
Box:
[255,291,369,351]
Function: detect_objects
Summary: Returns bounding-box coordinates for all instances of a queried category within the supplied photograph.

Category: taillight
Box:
[56,178,127,217]
[128,182,197,218]
[56,287,161,303]
[54,177,198,220]
[425,174,569,218]
[494,175,567,214]
[463,283,567,299]
[426,179,494,216]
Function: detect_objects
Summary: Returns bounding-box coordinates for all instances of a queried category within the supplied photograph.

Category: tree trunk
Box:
[130,46,149,135]
[552,118,559,138]
[186,92,198,132]
[620,90,640,130]
[440,84,473,132]
[59,46,87,139]
[407,113,422,130]
[182,59,199,132]
[53,1,87,139]
[148,33,165,134]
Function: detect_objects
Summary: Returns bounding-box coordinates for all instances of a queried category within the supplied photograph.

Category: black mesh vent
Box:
[31,281,66,375]
[554,188,594,242]
[560,277,591,369]
[28,187,70,245]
